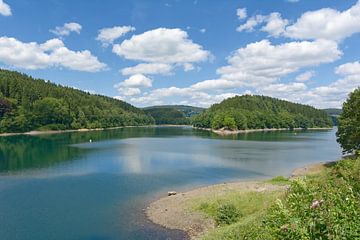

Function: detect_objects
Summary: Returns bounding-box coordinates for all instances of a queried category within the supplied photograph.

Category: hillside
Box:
[144,105,204,125]
[0,69,154,133]
[323,108,342,126]
[323,108,342,116]
[192,95,332,130]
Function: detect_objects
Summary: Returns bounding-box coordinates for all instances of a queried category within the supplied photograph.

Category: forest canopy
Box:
[0,69,154,133]
[192,95,332,130]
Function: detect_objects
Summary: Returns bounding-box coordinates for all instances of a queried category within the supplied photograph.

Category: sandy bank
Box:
[194,127,333,136]
[146,161,332,239]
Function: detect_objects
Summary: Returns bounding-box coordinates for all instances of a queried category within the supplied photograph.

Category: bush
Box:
[215,203,241,225]
[264,158,360,239]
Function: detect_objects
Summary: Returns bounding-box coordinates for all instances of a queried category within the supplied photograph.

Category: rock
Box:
[168,191,177,196]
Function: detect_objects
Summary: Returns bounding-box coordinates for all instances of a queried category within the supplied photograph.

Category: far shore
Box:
[0,125,159,137]
[195,127,333,136]
[145,160,336,240]
[0,125,333,137]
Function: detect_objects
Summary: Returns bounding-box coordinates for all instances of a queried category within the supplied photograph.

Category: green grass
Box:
[190,187,285,239]
[198,157,360,239]
[267,175,290,185]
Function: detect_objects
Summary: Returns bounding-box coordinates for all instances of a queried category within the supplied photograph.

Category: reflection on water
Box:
[0,127,342,240]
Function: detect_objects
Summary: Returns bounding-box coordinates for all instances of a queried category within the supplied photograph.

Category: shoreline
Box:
[194,127,333,136]
[0,125,159,137]
[145,160,335,240]
[0,125,333,137]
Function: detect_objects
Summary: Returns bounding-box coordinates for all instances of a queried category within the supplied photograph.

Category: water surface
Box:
[0,127,342,239]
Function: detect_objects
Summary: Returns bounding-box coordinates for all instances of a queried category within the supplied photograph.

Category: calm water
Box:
[0,127,342,240]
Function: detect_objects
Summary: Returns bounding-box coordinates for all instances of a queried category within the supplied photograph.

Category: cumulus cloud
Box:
[113,28,210,64]
[96,25,135,47]
[0,37,106,72]
[261,12,289,37]
[0,0,11,16]
[50,22,82,37]
[121,63,173,75]
[237,12,288,37]
[211,39,341,89]
[120,37,344,107]
[236,8,247,20]
[239,1,360,42]
[295,70,315,82]
[237,15,266,32]
[114,74,152,96]
[335,61,360,76]
[284,1,360,41]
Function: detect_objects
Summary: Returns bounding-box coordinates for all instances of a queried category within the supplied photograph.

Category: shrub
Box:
[215,203,241,225]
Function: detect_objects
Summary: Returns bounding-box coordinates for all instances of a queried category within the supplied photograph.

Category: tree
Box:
[223,115,237,130]
[337,88,360,154]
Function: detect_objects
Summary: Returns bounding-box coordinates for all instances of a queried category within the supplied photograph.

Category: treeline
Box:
[0,69,154,133]
[193,95,332,130]
[144,107,190,125]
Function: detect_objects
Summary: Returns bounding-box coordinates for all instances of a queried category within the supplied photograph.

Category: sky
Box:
[1,0,360,108]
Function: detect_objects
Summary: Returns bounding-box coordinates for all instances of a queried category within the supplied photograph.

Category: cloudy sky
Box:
[1,0,360,108]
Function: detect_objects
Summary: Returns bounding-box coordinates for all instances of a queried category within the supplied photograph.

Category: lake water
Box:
[0,127,342,240]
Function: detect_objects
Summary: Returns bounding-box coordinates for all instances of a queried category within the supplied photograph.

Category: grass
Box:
[190,185,285,239]
[267,175,291,185]
[192,157,360,239]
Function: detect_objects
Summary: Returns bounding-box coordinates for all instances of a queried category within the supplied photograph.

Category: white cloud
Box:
[200,28,206,33]
[115,74,152,97]
[213,39,341,89]
[237,12,288,37]
[96,25,135,47]
[261,12,288,37]
[183,63,194,72]
[0,37,106,72]
[50,22,82,37]
[0,0,11,16]
[237,15,266,32]
[121,63,173,75]
[284,1,360,41]
[335,61,360,76]
[259,82,307,97]
[286,0,300,2]
[236,8,247,20]
[113,28,210,64]
[116,74,152,88]
[295,70,315,82]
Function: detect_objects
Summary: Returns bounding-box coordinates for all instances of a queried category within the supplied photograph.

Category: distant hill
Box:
[144,105,204,125]
[0,69,154,133]
[192,95,332,130]
[323,108,343,126]
[323,108,343,116]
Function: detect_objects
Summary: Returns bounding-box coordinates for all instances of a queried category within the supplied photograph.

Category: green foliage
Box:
[201,158,360,240]
[268,176,290,185]
[264,158,360,239]
[337,88,360,154]
[193,95,332,130]
[0,69,154,133]
[144,107,190,125]
[215,203,241,225]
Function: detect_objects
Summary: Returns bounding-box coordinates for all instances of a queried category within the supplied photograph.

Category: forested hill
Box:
[0,69,154,133]
[144,105,203,125]
[192,95,332,130]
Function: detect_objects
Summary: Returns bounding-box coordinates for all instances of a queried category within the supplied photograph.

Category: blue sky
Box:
[1,0,360,108]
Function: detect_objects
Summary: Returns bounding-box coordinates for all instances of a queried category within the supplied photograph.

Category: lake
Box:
[0,126,342,240]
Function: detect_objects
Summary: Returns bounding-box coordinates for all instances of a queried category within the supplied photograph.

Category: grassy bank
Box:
[196,157,360,239]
